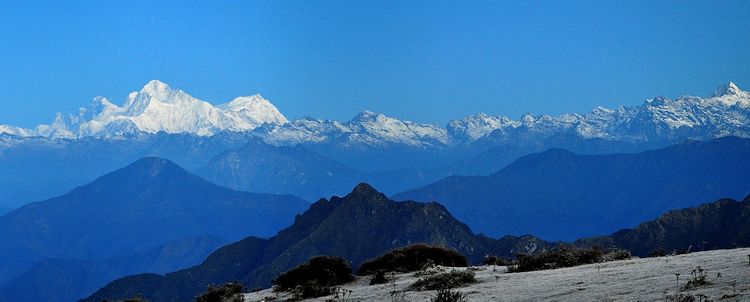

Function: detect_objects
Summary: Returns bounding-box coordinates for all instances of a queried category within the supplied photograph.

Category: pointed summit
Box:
[351,111,384,122]
[713,81,742,97]
[224,94,267,110]
[93,157,195,187]
[125,157,182,178]
[220,94,288,125]
[342,182,388,203]
[140,79,173,96]
[351,182,379,195]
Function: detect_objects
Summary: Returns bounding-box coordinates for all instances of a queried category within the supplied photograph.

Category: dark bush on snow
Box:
[649,248,666,257]
[369,270,389,285]
[602,249,632,261]
[358,244,469,276]
[290,283,335,300]
[483,254,512,266]
[195,281,244,302]
[509,247,630,273]
[409,270,476,291]
[430,288,467,302]
[273,256,354,294]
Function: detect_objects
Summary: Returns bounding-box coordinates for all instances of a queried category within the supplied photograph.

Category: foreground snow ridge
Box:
[245,248,750,301]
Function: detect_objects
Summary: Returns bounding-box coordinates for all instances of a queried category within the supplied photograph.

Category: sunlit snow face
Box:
[3,81,749,146]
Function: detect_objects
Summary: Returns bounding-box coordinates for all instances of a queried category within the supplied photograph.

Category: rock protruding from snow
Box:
[34,80,288,138]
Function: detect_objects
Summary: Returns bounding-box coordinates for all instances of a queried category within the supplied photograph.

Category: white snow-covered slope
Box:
[33,80,288,138]
[245,247,750,301]
[257,111,449,148]
[0,125,34,137]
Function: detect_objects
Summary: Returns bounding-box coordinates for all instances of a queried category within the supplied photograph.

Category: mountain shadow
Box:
[394,136,750,240]
[576,195,750,256]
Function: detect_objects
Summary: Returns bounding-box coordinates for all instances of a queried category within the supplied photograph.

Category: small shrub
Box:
[666,293,696,302]
[272,256,354,299]
[291,283,334,300]
[602,250,631,262]
[409,270,476,291]
[483,255,512,266]
[682,266,710,290]
[429,288,467,302]
[649,248,666,257]
[413,266,446,277]
[329,287,353,301]
[358,244,469,276]
[508,247,630,273]
[369,270,389,285]
[273,256,354,292]
[195,282,244,302]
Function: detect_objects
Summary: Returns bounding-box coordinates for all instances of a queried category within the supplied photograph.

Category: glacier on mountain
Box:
[5,80,750,147]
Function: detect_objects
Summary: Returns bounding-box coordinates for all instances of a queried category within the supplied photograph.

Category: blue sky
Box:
[0,0,748,128]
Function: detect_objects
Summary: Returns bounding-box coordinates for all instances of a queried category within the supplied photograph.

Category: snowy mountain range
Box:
[1,80,749,146]
[5,80,288,138]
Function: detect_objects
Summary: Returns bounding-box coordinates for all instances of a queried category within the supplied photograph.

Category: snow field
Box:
[245,248,750,301]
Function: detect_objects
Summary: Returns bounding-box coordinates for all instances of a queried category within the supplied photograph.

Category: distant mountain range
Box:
[2,81,748,146]
[394,136,750,240]
[81,183,551,302]
[0,158,308,302]
[0,80,747,301]
[1,81,749,207]
[82,184,750,302]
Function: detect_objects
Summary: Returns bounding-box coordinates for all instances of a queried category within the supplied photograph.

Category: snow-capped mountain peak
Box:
[140,79,174,100]
[445,82,750,143]
[3,81,749,148]
[31,80,288,138]
[713,81,742,97]
[220,94,288,128]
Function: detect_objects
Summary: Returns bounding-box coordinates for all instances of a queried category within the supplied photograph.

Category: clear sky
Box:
[0,0,748,128]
